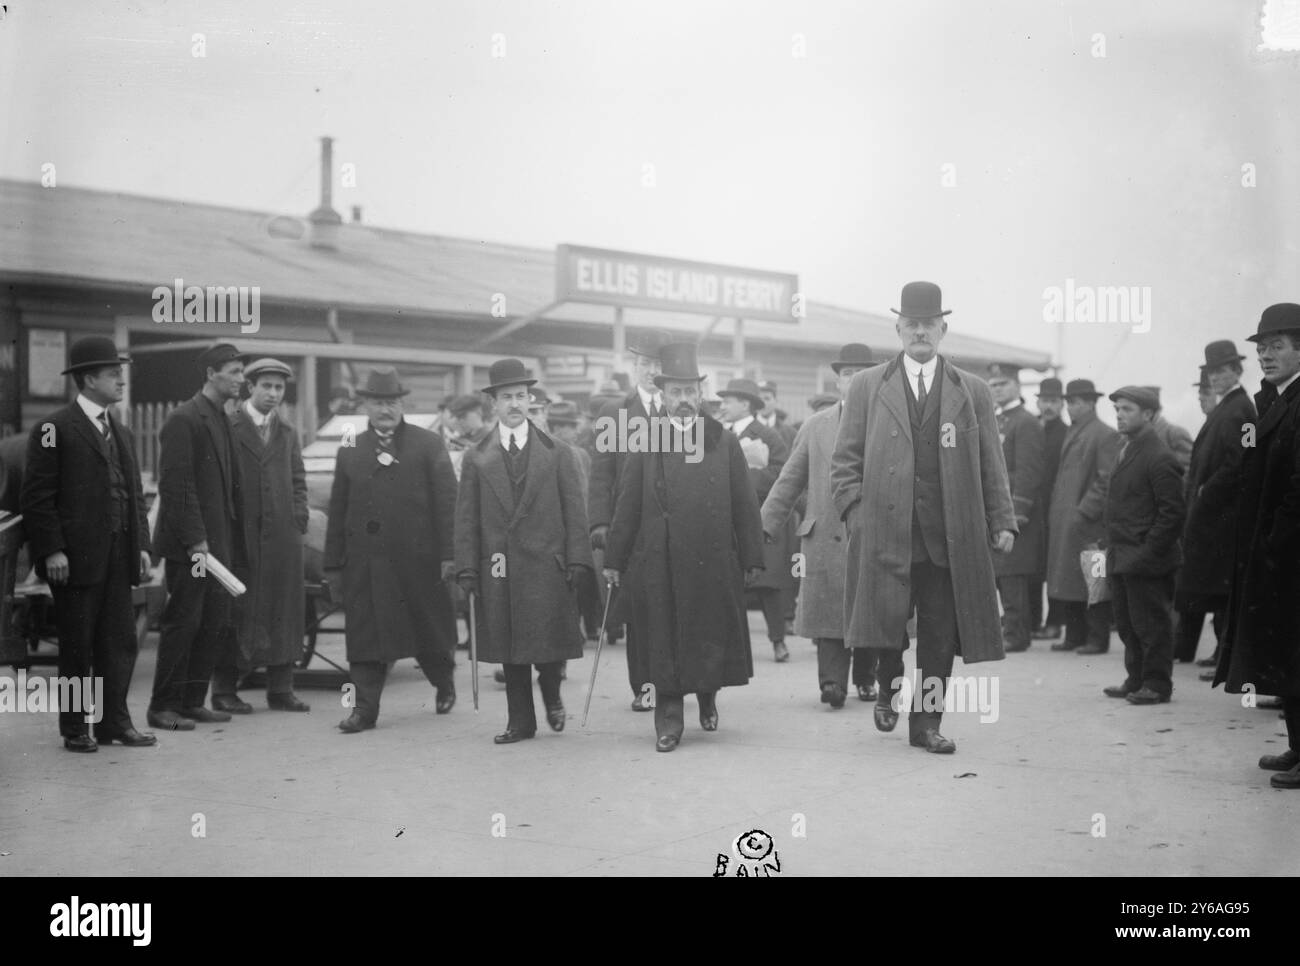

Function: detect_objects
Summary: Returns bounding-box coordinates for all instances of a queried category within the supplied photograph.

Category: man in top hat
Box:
[831,282,1016,754]
[21,337,155,751]
[605,342,765,751]
[588,330,668,707]
[148,342,247,731]
[720,376,796,663]
[455,359,593,744]
[1044,378,1122,655]
[985,363,1046,653]
[1214,305,1300,788]
[1140,386,1193,474]
[324,367,459,732]
[1100,387,1186,705]
[762,343,879,708]
[1032,377,1069,641]
[1176,344,1256,671]
[213,358,311,714]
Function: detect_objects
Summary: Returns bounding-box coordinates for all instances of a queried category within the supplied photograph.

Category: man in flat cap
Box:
[986,363,1046,653]
[1176,343,1256,673]
[21,337,155,751]
[455,359,593,744]
[148,342,247,731]
[212,358,310,714]
[1100,387,1186,705]
[605,342,764,751]
[832,282,1016,754]
[588,330,667,707]
[1215,304,1300,788]
[324,367,459,732]
[763,344,878,708]
[720,376,795,663]
[1141,386,1193,474]
[1032,377,1069,642]
[1045,378,1122,655]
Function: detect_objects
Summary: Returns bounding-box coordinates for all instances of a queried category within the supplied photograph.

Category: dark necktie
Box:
[916,370,928,410]
[96,410,110,438]
[508,435,520,457]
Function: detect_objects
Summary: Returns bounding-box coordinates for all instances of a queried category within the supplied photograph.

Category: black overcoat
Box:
[994,402,1045,576]
[1102,425,1185,577]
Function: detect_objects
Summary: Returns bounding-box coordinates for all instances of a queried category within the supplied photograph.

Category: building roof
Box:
[0,179,1051,367]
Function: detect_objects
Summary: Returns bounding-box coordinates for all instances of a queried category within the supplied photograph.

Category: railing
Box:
[126,401,178,482]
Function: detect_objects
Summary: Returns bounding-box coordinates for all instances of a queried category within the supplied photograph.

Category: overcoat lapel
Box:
[878,356,913,444]
[479,439,515,516]
[936,357,968,430]
[512,433,554,526]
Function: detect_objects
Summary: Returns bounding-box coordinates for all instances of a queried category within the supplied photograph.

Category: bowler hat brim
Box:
[481,378,537,394]
[718,389,764,409]
[652,374,705,389]
[890,309,951,319]
[831,361,872,373]
[61,354,131,375]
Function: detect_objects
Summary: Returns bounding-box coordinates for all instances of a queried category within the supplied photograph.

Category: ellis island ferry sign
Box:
[556,244,800,323]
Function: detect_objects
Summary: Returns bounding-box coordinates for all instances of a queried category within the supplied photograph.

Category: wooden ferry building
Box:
[1,141,1050,469]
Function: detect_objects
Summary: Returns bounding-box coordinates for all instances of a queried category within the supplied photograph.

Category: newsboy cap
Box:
[1109,385,1159,411]
[197,343,244,374]
[244,357,293,381]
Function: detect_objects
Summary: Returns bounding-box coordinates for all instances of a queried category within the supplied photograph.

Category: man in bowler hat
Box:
[1100,386,1186,705]
[832,282,1016,754]
[455,359,593,744]
[21,337,155,751]
[149,342,247,730]
[325,367,459,732]
[1214,304,1300,788]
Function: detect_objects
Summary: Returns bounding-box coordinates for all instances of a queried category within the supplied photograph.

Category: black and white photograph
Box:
[0,0,1297,914]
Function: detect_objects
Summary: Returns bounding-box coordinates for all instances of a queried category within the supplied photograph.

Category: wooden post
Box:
[301,355,318,444]
[612,307,626,375]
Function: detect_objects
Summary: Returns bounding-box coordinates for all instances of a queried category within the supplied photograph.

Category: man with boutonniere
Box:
[324,367,459,733]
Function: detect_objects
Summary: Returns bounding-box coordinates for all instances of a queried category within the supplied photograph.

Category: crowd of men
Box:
[13,288,1300,785]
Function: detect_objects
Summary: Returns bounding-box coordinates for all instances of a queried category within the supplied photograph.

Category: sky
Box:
[2,0,1297,429]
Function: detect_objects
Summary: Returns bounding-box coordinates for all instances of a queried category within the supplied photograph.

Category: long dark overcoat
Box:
[1215,377,1300,697]
[324,420,458,663]
[1102,425,1185,577]
[735,417,796,595]
[994,402,1045,577]
[454,426,593,664]
[1176,385,1256,605]
[830,355,1017,662]
[230,407,309,668]
[605,416,765,695]
[1045,410,1122,602]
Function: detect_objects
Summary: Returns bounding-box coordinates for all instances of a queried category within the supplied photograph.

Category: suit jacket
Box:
[20,401,151,587]
[153,391,244,564]
[830,354,1016,661]
[761,402,847,639]
[1103,425,1185,576]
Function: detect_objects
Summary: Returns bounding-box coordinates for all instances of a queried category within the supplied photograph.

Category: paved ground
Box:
[1,613,1295,876]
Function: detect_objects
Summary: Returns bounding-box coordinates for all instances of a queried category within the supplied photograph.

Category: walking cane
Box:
[582,580,616,728]
[468,589,479,713]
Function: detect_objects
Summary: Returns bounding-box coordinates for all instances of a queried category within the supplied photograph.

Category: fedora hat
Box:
[628,329,671,359]
[652,342,705,389]
[546,400,581,425]
[1063,378,1103,400]
[830,343,874,373]
[717,377,765,410]
[481,358,537,394]
[891,281,951,320]
[355,366,411,398]
[1247,303,1300,343]
[62,336,129,375]
[1202,339,1246,368]
[1037,377,1064,399]
[244,357,293,381]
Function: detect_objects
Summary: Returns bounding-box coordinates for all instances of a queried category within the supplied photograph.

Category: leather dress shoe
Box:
[212,694,253,715]
[1050,641,1079,651]
[1198,669,1216,682]
[1257,696,1284,709]
[267,692,310,712]
[630,692,653,712]
[1125,687,1170,705]
[545,703,566,732]
[656,734,680,753]
[63,734,99,753]
[698,694,718,731]
[1032,625,1062,641]
[493,727,536,744]
[1076,644,1108,655]
[146,709,195,731]
[820,683,846,709]
[772,641,790,663]
[910,729,956,754]
[436,687,456,715]
[1259,749,1300,771]
[1103,684,1136,698]
[1269,764,1300,789]
[338,712,375,733]
[96,728,157,747]
[857,683,877,702]
[493,669,507,684]
[873,703,900,732]
[1196,656,1218,668]
[181,706,231,723]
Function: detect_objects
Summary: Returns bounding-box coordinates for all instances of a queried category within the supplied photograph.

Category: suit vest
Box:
[905,366,947,566]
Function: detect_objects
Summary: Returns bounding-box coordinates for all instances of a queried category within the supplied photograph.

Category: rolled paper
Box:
[204,553,247,597]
